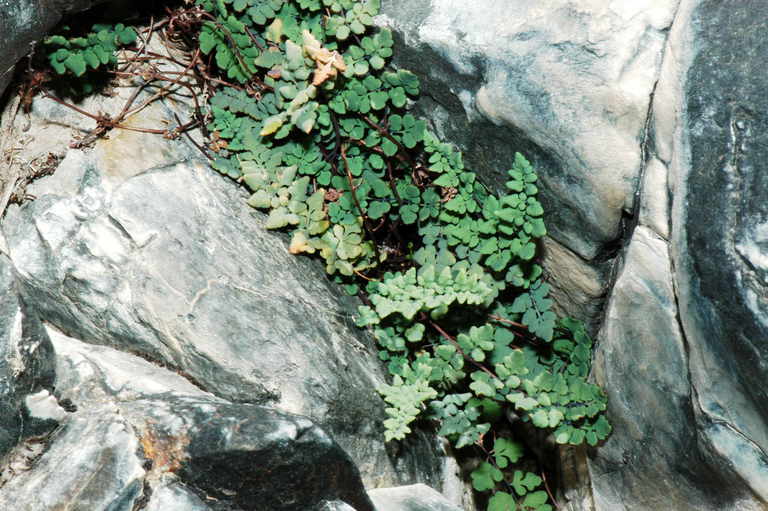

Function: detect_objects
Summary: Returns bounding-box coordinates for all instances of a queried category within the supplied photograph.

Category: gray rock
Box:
[9,2,768,509]
[638,156,670,240]
[589,227,721,510]
[0,327,376,510]
[377,0,677,261]
[0,406,146,511]
[378,1,768,508]
[586,0,768,509]
[369,484,462,511]
[541,237,609,334]
[24,389,67,422]
[671,0,768,504]
[143,482,212,511]
[0,91,449,492]
[319,501,357,511]
[0,253,55,457]
[558,445,593,511]
[175,399,373,511]
[0,0,113,98]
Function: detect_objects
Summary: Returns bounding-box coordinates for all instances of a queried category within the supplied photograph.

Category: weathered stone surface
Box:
[378,0,678,261]
[0,0,113,99]
[0,90,449,491]
[587,0,768,509]
[177,400,372,511]
[0,253,55,458]
[369,484,463,511]
[0,408,146,511]
[376,1,768,508]
[558,446,593,511]
[0,327,459,510]
[319,501,356,511]
[6,2,768,509]
[541,237,608,334]
[672,0,768,504]
[142,482,211,511]
[0,328,375,511]
[589,227,723,510]
[638,156,670,240]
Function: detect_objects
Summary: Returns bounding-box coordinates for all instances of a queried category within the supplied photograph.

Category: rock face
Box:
[669,0,768,504]
[591,0,768,509]
[0,328,374,511]
[0,87,461,508]
[0,254,56,458]
[377,0,680,331]
[378,0,676,259]
[589,227,714,509]
[4,1,768,510]
[1,91,445,489]
[369,485,463,511]
[380,0,768,510]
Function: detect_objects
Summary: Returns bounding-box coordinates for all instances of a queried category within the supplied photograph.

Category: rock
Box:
[319,501,357,511]
[558,445,593,511]
[375,0,681,337]
[8,2,768,509]
[0,87,451,494]
[0,328,375,511]
[0,0,114,99]
[671,0,768,504]
[379,1,768,508]
[368,484,463,511]
[176,400,372,511]
[586,0,768,509]
[24,389,68,422]
[0,408,146,511]
[0,253,55,458]
[142,482,211,511]
[541,237,608,334]
[589,227,721,510]
[377,0,677,261]
[638,156,670,240]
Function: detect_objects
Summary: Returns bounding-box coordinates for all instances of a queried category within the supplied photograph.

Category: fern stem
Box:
[425,316,498,380]
[340,144,380,260]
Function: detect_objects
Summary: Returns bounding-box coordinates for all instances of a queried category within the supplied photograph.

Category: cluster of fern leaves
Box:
[42,1,610,508]
[193,0,609,509]
[43,23,137,96]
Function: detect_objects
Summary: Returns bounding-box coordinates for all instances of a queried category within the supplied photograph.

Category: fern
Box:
[45,23,136,77]
[186,0,613,508]
[43,23,137,97]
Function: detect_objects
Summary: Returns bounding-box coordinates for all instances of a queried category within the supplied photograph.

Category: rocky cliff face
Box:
[378,0,768,509]
[2,0,768,510]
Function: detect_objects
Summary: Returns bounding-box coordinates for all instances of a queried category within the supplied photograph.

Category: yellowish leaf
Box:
[302,29,346,86]
[260,114,285,136]
[289,231,315,254]
[266,18,283,42]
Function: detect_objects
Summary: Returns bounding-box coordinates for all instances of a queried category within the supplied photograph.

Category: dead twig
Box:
[173,112,211,160]
[542,471,560,510]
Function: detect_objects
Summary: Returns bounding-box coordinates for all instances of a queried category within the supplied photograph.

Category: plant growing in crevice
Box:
[31,1,612,508]
[191,0,611,509]
[43,23,138,96]
[25,9,210,150]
